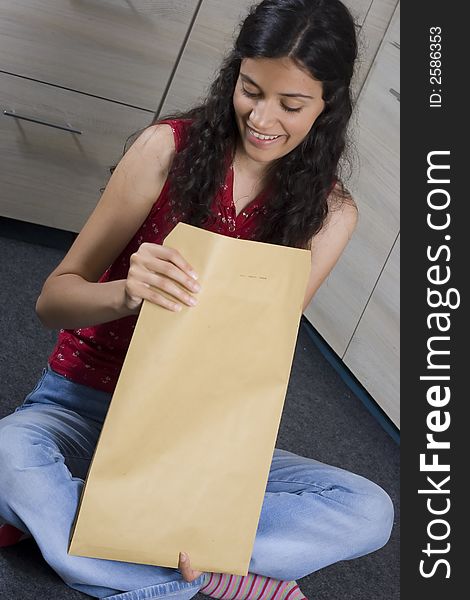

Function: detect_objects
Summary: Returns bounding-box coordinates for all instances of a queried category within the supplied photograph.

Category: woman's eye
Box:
[241,87,258,98]
[241,87,302,113]
[281,104,302,113]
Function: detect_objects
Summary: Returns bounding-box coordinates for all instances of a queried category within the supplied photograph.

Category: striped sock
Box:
[199,572,307,599]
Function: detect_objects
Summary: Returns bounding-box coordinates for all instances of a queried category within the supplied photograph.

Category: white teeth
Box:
[248,128,279,141]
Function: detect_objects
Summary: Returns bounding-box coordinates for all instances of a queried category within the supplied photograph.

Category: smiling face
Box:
[232,57,325,168]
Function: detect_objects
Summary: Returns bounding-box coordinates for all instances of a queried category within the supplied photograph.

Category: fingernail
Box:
[180,552,187,562]
[189,271,199,280]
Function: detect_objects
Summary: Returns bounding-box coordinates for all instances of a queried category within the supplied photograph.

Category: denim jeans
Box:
[0,366,394,599]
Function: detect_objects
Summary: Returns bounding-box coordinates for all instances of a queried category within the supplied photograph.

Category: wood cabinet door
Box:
[0,0,198,109]
[343,235,400,427]
[0,72,154,232]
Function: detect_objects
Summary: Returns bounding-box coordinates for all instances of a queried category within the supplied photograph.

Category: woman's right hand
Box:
[124,242,201,313]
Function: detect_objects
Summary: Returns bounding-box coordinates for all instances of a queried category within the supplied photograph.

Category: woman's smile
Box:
[245,125,285,147]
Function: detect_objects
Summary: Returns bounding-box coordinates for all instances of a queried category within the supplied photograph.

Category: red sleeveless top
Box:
[48,119,272,393]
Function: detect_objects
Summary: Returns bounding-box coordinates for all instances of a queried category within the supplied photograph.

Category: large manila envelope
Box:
[68,222,311,575]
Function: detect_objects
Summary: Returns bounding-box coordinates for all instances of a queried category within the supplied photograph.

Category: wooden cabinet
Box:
[0,71,152,231]
[0,0,198,231]
[344,235,400,427]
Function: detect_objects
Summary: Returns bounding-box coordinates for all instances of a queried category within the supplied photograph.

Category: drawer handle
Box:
[389,88,400,102]
[390,40,400,50]
[3,110,82,134]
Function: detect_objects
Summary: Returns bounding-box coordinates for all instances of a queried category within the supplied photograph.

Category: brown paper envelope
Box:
[69,222,311,575]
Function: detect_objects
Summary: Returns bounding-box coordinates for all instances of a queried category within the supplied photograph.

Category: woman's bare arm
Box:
[35,123,178,329]
[302,195,358,311]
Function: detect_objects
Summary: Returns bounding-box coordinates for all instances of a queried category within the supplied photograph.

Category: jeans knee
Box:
[357,483,394,553]
[0,420,61,472]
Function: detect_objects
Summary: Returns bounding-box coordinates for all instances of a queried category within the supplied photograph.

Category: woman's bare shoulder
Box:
[323,182,358,236]
[132,122,177,174]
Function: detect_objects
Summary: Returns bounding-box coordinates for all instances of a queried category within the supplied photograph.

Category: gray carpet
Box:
[0,234,399,599]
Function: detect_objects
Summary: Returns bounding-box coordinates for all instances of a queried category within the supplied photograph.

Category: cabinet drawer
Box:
[344,236,400,427]
[0,72,153,231]
[0,0,198,109]
[305,21,399,355]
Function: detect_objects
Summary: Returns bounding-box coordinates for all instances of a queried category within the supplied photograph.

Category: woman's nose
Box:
[250,101,276,130]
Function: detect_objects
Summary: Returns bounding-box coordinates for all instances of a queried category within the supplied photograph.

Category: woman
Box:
[0,0,394,598]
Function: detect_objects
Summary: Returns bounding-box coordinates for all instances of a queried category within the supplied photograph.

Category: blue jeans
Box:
[0,366,394,599]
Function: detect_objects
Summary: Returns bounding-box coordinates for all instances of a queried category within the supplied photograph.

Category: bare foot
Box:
[178,551,205,583]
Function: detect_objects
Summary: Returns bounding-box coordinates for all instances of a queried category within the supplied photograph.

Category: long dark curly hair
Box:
[120,0,358,249]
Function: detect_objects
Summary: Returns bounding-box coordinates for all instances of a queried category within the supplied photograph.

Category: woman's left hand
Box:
[178,551,205,582]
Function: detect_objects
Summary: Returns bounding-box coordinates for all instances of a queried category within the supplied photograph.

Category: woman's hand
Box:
[178,551,205,582]
[124,242,201,313]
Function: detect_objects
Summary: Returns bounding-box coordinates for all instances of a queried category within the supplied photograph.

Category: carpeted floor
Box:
[0,234,399,599]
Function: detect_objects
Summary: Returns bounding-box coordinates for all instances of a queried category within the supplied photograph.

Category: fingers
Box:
[178,551,204,583]
[142,243,199,285]
[128,264,200,310]
[126,243,202,312]
[142,260,201,301]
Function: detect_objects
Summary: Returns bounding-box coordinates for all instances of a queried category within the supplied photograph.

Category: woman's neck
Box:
[232,143,271,183]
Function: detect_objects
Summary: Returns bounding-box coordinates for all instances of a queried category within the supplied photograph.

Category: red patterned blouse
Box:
[48,118,272,393]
